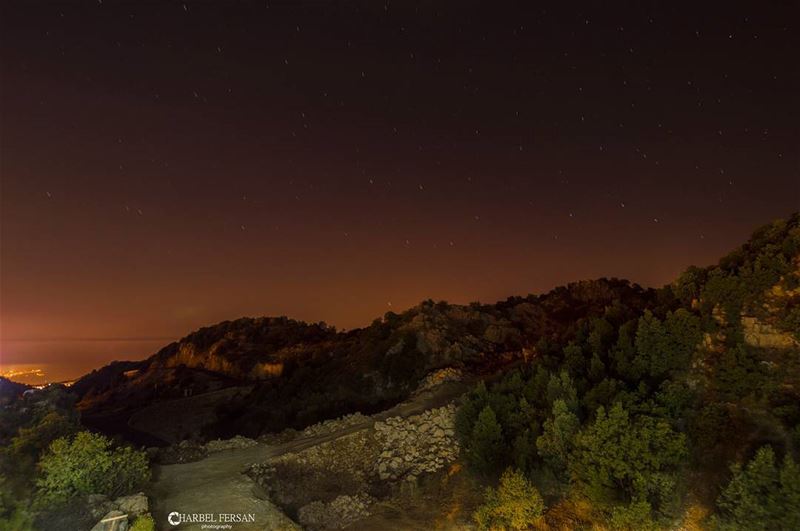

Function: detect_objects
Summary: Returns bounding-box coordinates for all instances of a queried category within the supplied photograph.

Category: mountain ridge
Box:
[74,213,799,443]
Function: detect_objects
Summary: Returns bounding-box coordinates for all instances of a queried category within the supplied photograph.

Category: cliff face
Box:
[149,317,336,379]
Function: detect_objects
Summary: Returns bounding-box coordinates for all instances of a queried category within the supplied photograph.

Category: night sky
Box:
[1,1,798,381]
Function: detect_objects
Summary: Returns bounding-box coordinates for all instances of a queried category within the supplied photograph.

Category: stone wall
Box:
[373,404,458,481]
[249,403,460,530]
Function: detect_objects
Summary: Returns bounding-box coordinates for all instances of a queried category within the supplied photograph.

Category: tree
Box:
[511,430,537,477]
[536,399,580,477]
[473,468,544,530]
[634,310,701,379]
[588,352,607,383]
[588,318,615,358]
[467,406,505,475]
[546,371,579,413]
[456,381,489,443]
[715,446,800,530]
[714,344,765,401]
[673,266,707,307]
[35,431,150,506]
[570,403,687,516]
[610,320,639,381]
[562,343,586,378]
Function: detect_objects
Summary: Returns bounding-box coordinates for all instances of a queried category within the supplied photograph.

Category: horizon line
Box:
[1,337,176,343]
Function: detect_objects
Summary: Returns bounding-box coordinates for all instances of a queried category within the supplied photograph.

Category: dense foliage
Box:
[714,446,800,530]
[459,215,800,528]
[0,385,150,530]
[36,431,150,505]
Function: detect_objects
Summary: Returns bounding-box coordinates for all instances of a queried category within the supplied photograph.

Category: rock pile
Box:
[297,493,375,530]
[301,412,369,437]
[373,404,459,481]
[204,435,258,453]
[87,492,151,531]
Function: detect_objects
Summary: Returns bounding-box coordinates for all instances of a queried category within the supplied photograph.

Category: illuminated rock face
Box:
[741,316,798,349]
[373,404,459,481]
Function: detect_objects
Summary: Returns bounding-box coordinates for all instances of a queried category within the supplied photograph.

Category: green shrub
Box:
[130,514,155,531]
[35,431,150,506]
[571,403,686,513]
[473,468,544,530]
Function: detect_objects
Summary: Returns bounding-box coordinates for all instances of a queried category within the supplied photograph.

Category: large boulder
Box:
[90,510,128,531]
[86,494,116,521]
[114,492,149,517]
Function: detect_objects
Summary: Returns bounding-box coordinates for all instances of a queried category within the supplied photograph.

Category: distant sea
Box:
[0,338,172,386]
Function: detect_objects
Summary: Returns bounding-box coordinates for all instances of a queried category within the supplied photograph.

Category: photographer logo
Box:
[167,511,256,528]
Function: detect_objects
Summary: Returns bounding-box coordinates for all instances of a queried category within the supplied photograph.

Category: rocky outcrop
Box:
[374,404,458,481]
[114,492,149,517]
[416,367,463,393]
[742,316,799,349]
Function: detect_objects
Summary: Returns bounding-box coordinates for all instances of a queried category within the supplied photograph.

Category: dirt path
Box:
[149,382,468,530]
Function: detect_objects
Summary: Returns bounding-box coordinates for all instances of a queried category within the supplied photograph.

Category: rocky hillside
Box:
[76,213,799,447]
[75,278,660,442]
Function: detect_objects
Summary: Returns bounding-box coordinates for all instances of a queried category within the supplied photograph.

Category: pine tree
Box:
[716,446,800,530]
[467,405,505,475]
[536,399,580,477]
